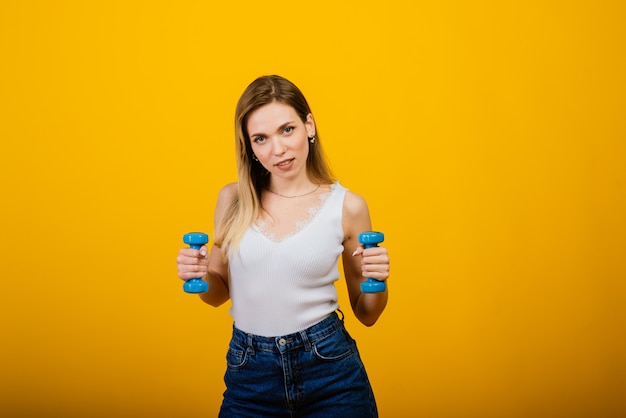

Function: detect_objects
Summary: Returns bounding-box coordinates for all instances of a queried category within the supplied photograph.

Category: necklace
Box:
[266,183,321,198]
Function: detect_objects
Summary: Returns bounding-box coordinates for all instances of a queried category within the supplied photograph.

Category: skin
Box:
[176,101,390,326]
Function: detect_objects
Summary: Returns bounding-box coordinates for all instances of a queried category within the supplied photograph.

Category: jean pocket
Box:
[226,345,249,370]
[312,328,355,361]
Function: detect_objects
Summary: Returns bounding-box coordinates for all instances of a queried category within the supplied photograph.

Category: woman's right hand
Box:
[176,245,209,282]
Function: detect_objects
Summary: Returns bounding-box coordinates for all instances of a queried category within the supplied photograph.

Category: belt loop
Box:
[246,333,255,355]
[336,309,345,322]
[300,330,312,351]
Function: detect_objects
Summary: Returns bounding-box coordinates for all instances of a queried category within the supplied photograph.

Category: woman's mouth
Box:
[275,158,295,169]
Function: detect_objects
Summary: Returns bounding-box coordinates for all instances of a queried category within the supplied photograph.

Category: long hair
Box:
[214,75,335,256]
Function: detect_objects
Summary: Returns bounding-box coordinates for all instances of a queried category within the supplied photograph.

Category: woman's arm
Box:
[176,183,236,307]
[341,191,390,326]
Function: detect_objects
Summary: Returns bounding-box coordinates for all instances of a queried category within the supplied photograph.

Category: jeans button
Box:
[278,338,287,346]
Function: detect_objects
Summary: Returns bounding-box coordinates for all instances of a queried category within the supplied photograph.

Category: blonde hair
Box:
[214,75,335,257]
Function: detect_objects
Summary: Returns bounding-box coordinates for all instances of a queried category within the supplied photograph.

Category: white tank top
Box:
[228,183,346,336]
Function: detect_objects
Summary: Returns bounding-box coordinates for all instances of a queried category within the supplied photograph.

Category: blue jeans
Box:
[219,311,378,417]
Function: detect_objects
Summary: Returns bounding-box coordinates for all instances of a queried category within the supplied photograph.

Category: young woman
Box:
[176,75,390,417]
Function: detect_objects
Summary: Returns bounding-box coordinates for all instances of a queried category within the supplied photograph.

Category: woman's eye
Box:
[253,136,265,143]
[283,126,294,134]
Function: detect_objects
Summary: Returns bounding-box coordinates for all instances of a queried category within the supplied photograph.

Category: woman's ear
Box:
[306,113,316,137]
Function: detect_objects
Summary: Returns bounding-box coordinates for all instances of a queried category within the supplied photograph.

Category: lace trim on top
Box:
[254,184,336,242]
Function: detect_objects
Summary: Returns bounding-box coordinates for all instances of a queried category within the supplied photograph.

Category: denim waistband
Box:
[232,310,344,353]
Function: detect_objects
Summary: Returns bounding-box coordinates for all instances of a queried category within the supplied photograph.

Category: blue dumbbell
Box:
[359,231,386,293]
[182,232,209,293]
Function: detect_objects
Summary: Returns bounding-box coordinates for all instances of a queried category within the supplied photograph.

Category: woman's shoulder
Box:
[214,182,238,214]
[217,182,238,201]
[340,185,369,218]
[339,184,372,239]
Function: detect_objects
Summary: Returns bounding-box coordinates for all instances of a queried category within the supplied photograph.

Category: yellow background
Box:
[1,1,624,417]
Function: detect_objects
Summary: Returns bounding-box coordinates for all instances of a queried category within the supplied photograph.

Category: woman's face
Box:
[247,101,315,181]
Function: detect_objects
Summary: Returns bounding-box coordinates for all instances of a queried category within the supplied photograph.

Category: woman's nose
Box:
[273,138,287,155]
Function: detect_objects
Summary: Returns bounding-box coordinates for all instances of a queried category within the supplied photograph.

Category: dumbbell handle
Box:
[183,232,209,294]
[359,231,386,293]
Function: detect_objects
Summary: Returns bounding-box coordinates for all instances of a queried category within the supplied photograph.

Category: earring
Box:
[253,154,259,161]
[308,135,316,144]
